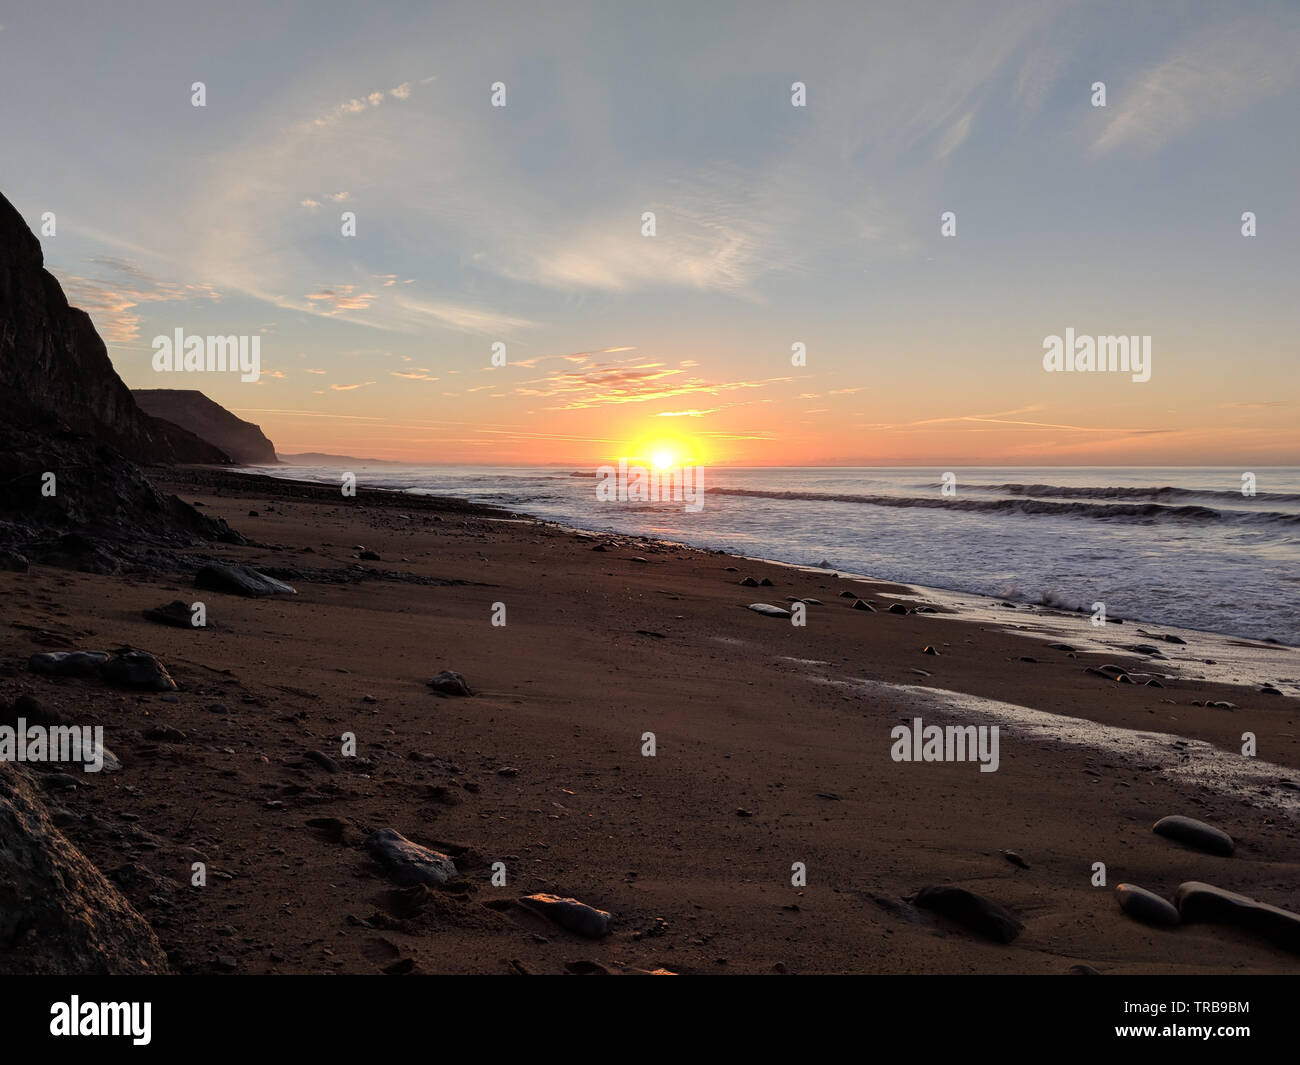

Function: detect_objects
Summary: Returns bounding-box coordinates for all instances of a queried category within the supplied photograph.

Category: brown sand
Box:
[2,467,1298,974]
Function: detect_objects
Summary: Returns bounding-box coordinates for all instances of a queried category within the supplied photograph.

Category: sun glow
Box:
[623,433,704,469]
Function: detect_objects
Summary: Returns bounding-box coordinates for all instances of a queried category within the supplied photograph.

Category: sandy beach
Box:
[4,466,1297,975]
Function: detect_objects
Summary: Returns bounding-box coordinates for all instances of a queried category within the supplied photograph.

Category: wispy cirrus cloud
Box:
[1094,14,1300,155]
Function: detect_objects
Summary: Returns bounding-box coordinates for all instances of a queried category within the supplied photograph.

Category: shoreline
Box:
[3,463,1298,974]
[224,463,1300,669]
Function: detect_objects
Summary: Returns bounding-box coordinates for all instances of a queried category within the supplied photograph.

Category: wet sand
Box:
[2,466,1298,974]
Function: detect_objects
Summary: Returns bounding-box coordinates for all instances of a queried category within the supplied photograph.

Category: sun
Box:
[652,449,675,471]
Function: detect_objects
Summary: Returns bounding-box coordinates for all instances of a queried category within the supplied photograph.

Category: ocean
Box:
[247,465,1300,646]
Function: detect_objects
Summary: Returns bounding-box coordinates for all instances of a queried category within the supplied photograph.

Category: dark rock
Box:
[1174,881,1300,952]
[304,750,339,773]
[427,670,473,697]
[851,599,875,612]
[739,576,759,587]
[1153,815,1234,857]
[1116,883,1180,927]
[99,650,177,691]
[359,550,381,561]
[1001,849,1030,870]
[921,645,939,656]
[364,828,458,887]
[517,893,612,938]
[195,563,296,597]
[0,191,229,466]
[747,603,791,618]
[888,603,909,615]
[29,650,109,677]
[0,762,170,973]
[143,600,206,629]
[914,885,1022,943]
[839,590,857,598]
[0,548,29,572]
[759,578,773,587]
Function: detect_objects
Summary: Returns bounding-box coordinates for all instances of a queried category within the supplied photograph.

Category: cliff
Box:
[133,389,279,465]
[0,191,229,466]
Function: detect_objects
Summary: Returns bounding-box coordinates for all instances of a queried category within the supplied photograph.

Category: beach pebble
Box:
[143,600,208,629]
[914,885,1023,943]
[304,750,339,773]
[359,550,381,561]
[851,599,875,612]
[921,646,939,656]
[195,563,296,598]
[427,670,473,696]
[1260,685,1282,696]
[759,577,774,586]
[364,828,458,887]
[1153,815,1234,857]
[1116,883,1180,927]
[839,590,857,598]
[99,651,177,692]
[739,576,759,587]
[888,603,909,615]
[518,893,612,938]
[1001,850,1030,870]
[28,650,110,677]
[1173,881,1300,952]
[1145,679,1164,687]
[747,603,792,618]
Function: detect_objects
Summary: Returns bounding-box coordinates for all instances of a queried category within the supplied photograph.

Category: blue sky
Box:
[1,0,1296,464]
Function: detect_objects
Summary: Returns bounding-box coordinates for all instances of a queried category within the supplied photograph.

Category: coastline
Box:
[3,463,1298,973]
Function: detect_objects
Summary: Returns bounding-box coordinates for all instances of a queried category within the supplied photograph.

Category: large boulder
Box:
[0,762,170,974]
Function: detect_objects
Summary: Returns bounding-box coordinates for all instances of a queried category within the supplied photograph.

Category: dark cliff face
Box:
[0,191,229,466]
[133,389,279,466]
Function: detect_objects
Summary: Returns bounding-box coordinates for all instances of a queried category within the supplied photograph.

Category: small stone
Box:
[747,603,791,618]
[1174,881,1300,952]
[888,603,909,615]
[99,651,177,692]
[914,885,1022,943]
[739,576,759,587]
[1001,850,1030,870]
[427,670,473,697]
[518,893,612,938]
[1116,883,1180,927]
[195,563,295,598]
[851,599,875,612]
[921,645,939,656]
[365,828,458,887]
[1153,815,1234,857]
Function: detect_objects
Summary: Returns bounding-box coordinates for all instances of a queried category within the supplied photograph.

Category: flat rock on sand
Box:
[0,763,169,974]
[365,828,457,886]
[99,650,177,691]
[747,603,792,618]
[195,563,296,597]
[1173,882,1300,952]
[428,670,473,696]
[914,885,1023,943]
[143,600,206,629]
[518,893,612,938]
[1153,815,1234,857]
[1116,883,1180,927]
[28,650,110,677]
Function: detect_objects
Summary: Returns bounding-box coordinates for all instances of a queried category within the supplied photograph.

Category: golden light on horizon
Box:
[622,431,705,468]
